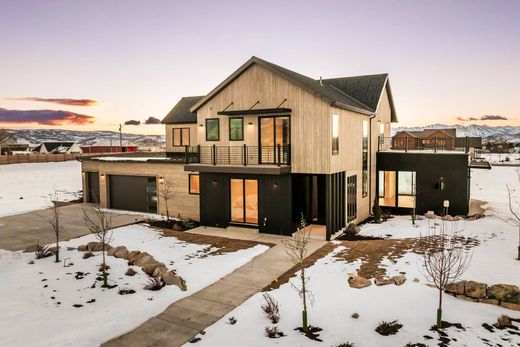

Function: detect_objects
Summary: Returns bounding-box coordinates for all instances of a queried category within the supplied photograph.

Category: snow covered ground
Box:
[479,152,520,165]
[192,167,520,346]
[0,224,269,347]
[0,161,82,218]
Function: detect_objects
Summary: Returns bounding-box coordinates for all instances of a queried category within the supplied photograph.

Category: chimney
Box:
[319,76,323,86]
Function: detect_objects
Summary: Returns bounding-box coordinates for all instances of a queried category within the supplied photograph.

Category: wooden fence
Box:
[0,153,96,165]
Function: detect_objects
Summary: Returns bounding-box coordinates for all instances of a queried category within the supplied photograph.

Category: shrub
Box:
[375,320,403,336]
[372,197,382,223]
[35,244,52,259]
[261,293,280,323]
[144,277,165,291]
[265,326,285,338]
[227,316,237,325]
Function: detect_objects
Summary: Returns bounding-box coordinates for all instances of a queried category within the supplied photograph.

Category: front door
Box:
[259,116,290,164]
[230,178,258,225]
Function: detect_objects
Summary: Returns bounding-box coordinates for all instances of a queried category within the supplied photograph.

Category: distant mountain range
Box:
[5,129,165,146]
[392,124,520,143]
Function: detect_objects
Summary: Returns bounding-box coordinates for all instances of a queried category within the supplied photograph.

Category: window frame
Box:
[332,113,339,155]
[228,117,244,141]
[173,127,190,146]
[188,174,200,195]
[362,120,369,197]
[205,118,220,141]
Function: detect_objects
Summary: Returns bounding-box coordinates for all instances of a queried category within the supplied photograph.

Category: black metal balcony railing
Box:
[167,145,291,166]
[378,136,482,153]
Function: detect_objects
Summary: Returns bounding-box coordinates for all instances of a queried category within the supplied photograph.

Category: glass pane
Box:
[398,196,415,208]
[230,179,244,222]
[244,179,258,224]
[379,171,396,207]
[398,171,414,195]
[189,175,199,194]
[206,119,219,141]
[276,117,290,145]
[261,118,274,146]
[182,128,190,146]
[332,114,339,154]
[230,118,243,141]
[173,129,181,146]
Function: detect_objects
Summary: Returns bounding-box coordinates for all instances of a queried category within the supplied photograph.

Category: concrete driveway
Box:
[0,203,145,251]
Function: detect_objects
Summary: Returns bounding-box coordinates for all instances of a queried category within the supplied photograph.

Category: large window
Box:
[378,170,416,208]
[347,175,357,222]
[332,114,339,155]
[230,178,258,224]
[229,117,244,141]
[173,128,190,146]
[362,120,368,197]
[189,174,199,195]
[206,118,220,141]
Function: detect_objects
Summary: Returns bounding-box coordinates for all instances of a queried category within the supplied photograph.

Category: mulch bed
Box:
[335,233,384,241]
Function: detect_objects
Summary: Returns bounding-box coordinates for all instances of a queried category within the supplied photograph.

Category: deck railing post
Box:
[212,144,216,165]
[197,145,201,163]
[465,136,469,153]
[243,144,247,166]
[277,144,281,166]
[405,136,408,152]
[184,145,189,164]
[434,137,438,153]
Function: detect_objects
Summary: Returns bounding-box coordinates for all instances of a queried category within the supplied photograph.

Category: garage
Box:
[108,175,157,213]
[86,172,100,204]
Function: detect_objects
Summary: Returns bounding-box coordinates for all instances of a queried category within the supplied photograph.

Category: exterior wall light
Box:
[158,176,164,185]
[438,177,445,191]
[248,122,253,126]
[199,124,204,127]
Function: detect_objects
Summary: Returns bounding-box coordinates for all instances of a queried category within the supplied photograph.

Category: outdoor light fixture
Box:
[158,176,164,185]
[443,200,450,216]
[248,122,253,126]
[438,177,445,191]
[199,124,204,127]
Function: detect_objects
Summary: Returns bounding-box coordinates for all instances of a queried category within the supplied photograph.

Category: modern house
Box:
[33,142,82,154]
[81,56,479,240]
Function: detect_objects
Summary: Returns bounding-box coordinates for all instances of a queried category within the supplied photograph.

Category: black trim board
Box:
[218,108,291,116]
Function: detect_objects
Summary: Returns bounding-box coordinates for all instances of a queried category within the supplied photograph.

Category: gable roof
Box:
[162,96,203,124]
[33,142,76,153]
[189,56,397,121]
[393,128,457,139]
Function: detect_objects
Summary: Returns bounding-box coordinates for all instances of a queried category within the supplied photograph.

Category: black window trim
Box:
[205,118,220,141]
[229,117,244,141]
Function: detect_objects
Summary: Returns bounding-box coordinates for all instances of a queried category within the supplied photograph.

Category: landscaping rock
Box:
[465,281,487,299]
[142,262,165,276]
[127,250,141,262]
[125,268,137,277]
[351,313,359,319]
[345,223,360,235]
[348,276,372,289]
[82,251,94,259]
[500,302,520,311]
[113,246,129,259]
[497,315,512,328]
[456,294,478,302]
[479,298,499,305]
[152,265,169,278]
[107,246,123,257]
[78,245,87,252]
[172,223,185,231]
[162,272,187,291]
[392,275,407,286]
[424,211,437,219]
[134,252,154,267]
[86,242,111,252]
[487,284,519,301]
[374,277,394,286]
[445,281,466,295]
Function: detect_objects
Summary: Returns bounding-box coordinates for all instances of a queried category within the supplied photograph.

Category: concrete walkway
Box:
[0,203,145,251]
[104,235,326,347]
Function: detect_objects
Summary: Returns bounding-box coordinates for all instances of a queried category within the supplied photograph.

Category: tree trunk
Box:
[517,226,520,260]
[55,236,59,263]
[437,288,443,328]
[102,242,108,287]
[301,263,308,332]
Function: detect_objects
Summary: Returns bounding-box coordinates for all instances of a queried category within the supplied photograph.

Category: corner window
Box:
[380,122,385,136]
[378,170,416,208]
[398,171,416,208]
[229,117,244,141]
[332,114,339,155]
[347,175,357,222]
[362,120,369,197]
[173,128,190,146]
[378,171,396,207]
[206,118,220,141]
[189,174,200,195]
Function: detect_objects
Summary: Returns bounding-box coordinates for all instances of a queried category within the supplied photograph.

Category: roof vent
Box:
[319,76,323,86]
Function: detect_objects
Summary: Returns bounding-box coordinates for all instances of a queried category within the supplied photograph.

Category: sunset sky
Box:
[1,0,519,135]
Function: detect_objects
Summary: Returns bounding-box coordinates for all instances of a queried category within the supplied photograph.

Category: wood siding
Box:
[81,160,199,220]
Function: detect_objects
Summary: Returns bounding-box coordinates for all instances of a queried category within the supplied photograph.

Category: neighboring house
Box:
[81,56,478,240]
[392,128,457,150]
[80,140,138,154]
[33,142,82,154]
[0,132,30,155]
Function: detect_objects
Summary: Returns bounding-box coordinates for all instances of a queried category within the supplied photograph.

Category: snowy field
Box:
[0,161,82,218]
[193,167,520,346]
[0,224,269,347]
[479,152,520,165]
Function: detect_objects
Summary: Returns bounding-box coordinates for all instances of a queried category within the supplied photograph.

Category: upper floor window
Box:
[332,114,339,155]
[206,118,220,141]
[229,117,244,141]
[380,122,385,136]
[173,127,190,146]
[362,120,369,197]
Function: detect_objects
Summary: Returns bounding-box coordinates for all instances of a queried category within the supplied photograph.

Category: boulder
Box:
[487,284,519,301]
[78,245,87,252]
[113,246,129,259]
[152,265,169,278]
[162,272,187,291]
[107,246,123,257]
[479,298,499,305]
[392,275,407,286]
[345,223,360,235]
[465,281,487,299]
[127,250,141,262]
[135,254,155,267]
[142,262,165,276]
[82,251,94,259]
[497,315,512,328]
[455,294,478,302]
[125,268,137,277]
[348,276,372,289]
[445,281,466,295]
[500,302,520,311]
[172,223,185,231]
[86,241,111,252]
[374,277,394,286]
[424,211,437,219]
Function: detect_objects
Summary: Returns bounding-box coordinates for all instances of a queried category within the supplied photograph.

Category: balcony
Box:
[167,145,291,166]
[378,136,482,154]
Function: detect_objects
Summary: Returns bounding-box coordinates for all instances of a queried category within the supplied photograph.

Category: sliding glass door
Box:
[230,178,258,224]
[259,116,290,164]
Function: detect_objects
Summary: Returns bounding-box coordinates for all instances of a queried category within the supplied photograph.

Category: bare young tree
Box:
[83,206,113,287]
[506,168,520,260]
[159,179,174,220]
[282,214,312,332]
[420,215,472,328]
[49,190,62,263]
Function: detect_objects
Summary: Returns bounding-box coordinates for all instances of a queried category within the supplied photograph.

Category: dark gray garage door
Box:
[108,175,157,213]
[87,172,100,204]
